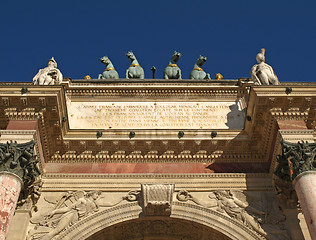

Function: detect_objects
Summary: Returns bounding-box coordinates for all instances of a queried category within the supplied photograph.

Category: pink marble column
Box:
[293,171,316,239]
[0,172,22,240]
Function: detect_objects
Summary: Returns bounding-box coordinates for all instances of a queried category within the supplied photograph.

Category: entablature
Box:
[0,80,315,174]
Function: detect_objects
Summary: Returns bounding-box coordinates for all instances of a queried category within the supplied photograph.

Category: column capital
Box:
[275,140,316,181]
[0,140,41,188]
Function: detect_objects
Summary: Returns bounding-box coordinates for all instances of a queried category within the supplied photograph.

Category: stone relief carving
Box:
[177,190,289,239]
[33,57,63,85]
[274,179,299,210]
[275,140,316,180]
[163,51,182,79]
[17,178,43,214]
[142,184,174,216]
[0,140,41,187]
[214,190,267,237]
[125,51,144,79]
[251,48,280,85]
[98,56,119,79]
[177,190,218,208]
[189,55,211,80]
[28,190,138,240]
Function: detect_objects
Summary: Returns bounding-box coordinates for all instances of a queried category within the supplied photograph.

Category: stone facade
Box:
[0,78,315,239]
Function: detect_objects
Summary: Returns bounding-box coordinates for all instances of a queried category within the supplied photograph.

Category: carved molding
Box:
[278,129,314,142]
[52,200,262,240]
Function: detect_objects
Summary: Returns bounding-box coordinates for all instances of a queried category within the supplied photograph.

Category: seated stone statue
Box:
[251,48,280,85]
[163,51,182,79]
[126,51,144,79]
[33,57,63,85]
[189,55,211,80]
[98,56,119,79]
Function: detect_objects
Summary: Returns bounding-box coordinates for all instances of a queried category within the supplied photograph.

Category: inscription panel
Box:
[67,102,245,129]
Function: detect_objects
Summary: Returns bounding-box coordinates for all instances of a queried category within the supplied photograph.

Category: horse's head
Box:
[196,55,207,67]
[126,51,136,61]
[171,51,181,63]
[100,56,111,66]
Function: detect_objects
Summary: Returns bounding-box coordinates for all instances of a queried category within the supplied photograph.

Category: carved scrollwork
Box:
[123,190,139,202]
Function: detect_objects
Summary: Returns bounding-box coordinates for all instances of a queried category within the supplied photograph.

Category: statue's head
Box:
[215,190,231,199]
[126,51,136,61]
[196,55,207,66]
[86,190,101,200]
[48,57,57,68]
[100,56,111,65]
[256,48,266,63]
[171,51,181,62]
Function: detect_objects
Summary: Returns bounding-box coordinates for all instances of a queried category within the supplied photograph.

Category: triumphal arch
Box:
[0,52,316,240]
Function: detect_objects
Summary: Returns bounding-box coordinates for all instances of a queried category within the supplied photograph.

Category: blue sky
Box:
[0,0,315,82]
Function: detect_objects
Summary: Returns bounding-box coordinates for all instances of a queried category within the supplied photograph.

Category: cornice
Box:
[42,173,273,191]
[42,172,270,179]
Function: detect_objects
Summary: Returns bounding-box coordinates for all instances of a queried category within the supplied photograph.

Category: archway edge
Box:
[57,201,262,240]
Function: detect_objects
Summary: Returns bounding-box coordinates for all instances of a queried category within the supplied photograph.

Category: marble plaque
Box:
[67,101,245,129]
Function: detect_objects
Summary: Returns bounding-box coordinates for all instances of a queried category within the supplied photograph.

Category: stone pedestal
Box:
[0,173,22,240]
[293,171,316,239]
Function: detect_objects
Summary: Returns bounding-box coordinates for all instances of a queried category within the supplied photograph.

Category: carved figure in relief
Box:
[163,51,182,79]
[29,190,138,240]
[125,51,144,79]
[98,56,119,79]
[37,191,101,240]
[251,48,280,85]
[214,190,267,237]
[33,57,63,85]
[177,190,218,208]
[177,190,288,239]
[189,55,211,80]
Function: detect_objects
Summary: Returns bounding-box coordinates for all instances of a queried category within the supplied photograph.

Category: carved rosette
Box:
[141,184,174,216]
[275,140,316,181]
[0,140,41,188]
